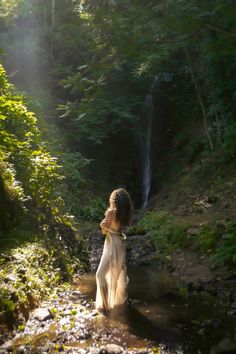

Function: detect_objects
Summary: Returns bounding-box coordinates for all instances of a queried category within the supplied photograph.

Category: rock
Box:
[71,290,81,295]
[230,301,236,309]
[63,309,71,316]
[210,338,236,354]
[217,290,231,301]
[215,220,227,228]
[0,339,13,351]
[88,348,100,354]
[79,350,87,354]
[227,309,236,316]
[32,308,54,321]
[99,344,124,354]
[198,328,206,335]
[187,228,201,236]
[17,346,26,353]
[4,274,17,282]
[18,268,27,275]
[201,319,222,329]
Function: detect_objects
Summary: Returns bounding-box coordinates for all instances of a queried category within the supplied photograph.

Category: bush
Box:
[195,222,236,267]
[78,196,106,221]
[220,121,236,162]
[136,211,188,254]
[213,222,236,266]
[196,225,221,252]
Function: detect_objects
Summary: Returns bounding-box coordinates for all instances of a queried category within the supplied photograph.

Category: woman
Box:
[95,188,133,312]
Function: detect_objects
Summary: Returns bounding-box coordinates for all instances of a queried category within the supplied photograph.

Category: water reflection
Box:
[79,266,178,346]
[79,265,235,354]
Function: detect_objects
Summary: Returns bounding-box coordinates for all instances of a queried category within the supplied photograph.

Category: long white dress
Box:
[96,228,128,310]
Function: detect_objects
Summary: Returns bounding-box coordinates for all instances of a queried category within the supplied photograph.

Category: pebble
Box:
[187,228,201,236]
[0,339,13,351]
[17,345,26,353]
[227,309,236,316]
[99,344,124,354]
[210,337,236,354]
[4,274,17,282]
[32,308,54,321]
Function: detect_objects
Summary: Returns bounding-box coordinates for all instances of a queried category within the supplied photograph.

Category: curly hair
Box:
[109,188,133,227]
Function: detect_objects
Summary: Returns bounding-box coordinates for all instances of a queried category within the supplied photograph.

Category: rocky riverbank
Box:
[1,223,236,354]
[0,286,162,354]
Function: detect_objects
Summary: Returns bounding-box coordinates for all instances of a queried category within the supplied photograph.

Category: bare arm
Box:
[100,209,114,234]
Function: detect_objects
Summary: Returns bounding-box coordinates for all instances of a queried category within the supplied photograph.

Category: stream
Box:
[79,266,235,354]
[2,265,235,354]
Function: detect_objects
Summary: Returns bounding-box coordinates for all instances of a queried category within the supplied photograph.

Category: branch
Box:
[184,46,214,151]
[155,28,202,44]
[205,24,236,38]
[156,23,236,45]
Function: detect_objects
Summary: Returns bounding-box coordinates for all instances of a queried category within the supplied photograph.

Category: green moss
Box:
[0,230,88,332]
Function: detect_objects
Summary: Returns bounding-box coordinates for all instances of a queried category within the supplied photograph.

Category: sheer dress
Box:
[95,210,128,310]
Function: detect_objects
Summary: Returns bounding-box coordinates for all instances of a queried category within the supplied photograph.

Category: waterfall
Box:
[139,73,172,208]
[140,93,154,209]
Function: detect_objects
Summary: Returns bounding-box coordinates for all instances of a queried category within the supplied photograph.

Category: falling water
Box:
[140,93,154,209]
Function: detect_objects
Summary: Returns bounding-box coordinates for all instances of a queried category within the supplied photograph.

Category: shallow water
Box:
[5,265,235,354]
[79,265,235,353]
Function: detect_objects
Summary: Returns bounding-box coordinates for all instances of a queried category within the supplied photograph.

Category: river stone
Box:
[18,268,27,275]
[0,339,13,351]
[99,344,124,354]
[71,290,81,296]
[88,347,100,354]
[88,348,100,354]
[4,274,17,282]
[210,338,236,354]
[17,345,26,353]
[187,228,201,236]
[32,308,53,321]
[227,309,236,316]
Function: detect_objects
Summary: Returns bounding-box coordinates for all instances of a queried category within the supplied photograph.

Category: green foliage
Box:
[213,222,236,266]
[78,196,106,221]
[0,237,86,330]
[0,64,66,223]
[196,226,221,252]
[0,228,37,250]
[0,0,21,19]
[0,149,24,203]
[136,211,188,254]
[219,121,236,162]
[195,222,236,267]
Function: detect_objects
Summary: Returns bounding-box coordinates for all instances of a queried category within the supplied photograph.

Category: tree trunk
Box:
[184,47,214,151]
[213,104,223,142]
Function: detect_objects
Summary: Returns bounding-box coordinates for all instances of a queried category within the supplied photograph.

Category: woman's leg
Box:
[96,249,110,310]
[115,264,128,306]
